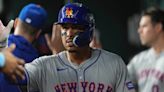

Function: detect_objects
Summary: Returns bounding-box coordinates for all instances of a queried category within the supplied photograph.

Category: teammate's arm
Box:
[45,24,65,54]
[127,57,139,91]
[23,58,43,92]
[115,57,136,92]
[0,19,25,81]
[0,44,25,81]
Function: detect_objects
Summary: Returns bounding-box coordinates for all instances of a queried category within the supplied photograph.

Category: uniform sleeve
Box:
[127,57,138,88]
[25,58,43,92]
[115,57,136,92]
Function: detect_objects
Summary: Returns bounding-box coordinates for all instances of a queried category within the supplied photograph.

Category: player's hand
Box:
[1,44,25,81]
[45,24,65,54]
[0,20,14,42]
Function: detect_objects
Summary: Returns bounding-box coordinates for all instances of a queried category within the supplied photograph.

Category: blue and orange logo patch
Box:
[65,8,73,18]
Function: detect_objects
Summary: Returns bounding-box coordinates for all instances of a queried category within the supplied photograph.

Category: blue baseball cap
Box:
[18,3,47,29]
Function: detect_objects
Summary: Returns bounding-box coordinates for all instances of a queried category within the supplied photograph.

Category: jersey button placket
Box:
[76,68,83,92]
[78,68,83,80]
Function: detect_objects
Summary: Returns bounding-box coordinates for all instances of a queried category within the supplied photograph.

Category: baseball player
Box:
[0,3,47,92]
[127,7,164,92]
[11,3,135,92]
[8,3,47,62]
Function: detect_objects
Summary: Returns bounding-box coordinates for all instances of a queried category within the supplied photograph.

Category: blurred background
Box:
[1,0,164,64]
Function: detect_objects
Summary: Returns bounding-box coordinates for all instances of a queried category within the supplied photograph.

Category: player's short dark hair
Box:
[19,20,39,36]
[141,6,164,30]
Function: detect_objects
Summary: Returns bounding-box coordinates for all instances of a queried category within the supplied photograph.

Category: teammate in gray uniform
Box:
[24,3,135,92]
[127,7,164,92]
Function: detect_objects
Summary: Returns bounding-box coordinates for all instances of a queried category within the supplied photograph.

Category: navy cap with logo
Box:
[18,3,47,29]
[57,3,95,47]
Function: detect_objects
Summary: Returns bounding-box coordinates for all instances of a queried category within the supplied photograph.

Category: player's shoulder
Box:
[96,49,127,71]
[133,49,150,59]
[96,49,124,64]
[130,48,150,64]
[31,53,59,65]
[99,49,123,60]
[37,54,57,60]
[36,51,68,63]
[137,48,150,55]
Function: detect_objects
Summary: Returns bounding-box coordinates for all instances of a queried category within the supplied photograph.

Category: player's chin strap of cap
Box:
[73,27,93,47]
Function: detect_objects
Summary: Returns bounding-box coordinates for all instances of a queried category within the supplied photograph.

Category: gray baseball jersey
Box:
[25,49,135,92]
[128,48,164,92]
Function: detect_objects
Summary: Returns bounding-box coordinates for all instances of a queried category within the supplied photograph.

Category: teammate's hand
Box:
[45,24,65,54]
[1,44,25,81]
[0,20,14,42]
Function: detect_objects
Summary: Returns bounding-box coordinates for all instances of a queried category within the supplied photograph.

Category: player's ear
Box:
[155,23,162,33]
[14,18,18,29]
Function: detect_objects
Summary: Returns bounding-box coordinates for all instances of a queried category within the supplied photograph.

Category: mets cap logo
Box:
[65,7,73,18]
